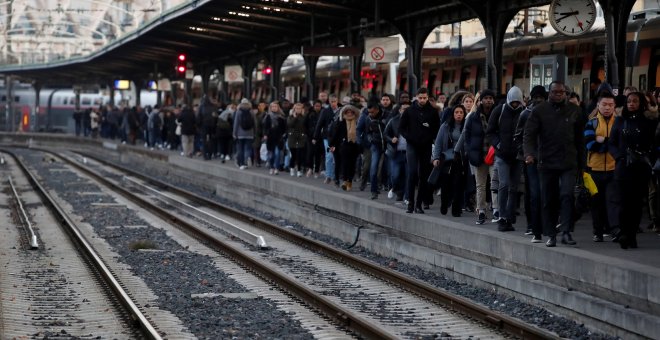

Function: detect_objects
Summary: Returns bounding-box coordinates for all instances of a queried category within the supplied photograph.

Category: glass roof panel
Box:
[0,0,189,66]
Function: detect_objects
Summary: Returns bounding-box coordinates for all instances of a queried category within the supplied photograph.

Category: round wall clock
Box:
[548,0,597,37]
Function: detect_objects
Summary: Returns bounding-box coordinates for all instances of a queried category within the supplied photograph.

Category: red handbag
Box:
[484,146,496,166]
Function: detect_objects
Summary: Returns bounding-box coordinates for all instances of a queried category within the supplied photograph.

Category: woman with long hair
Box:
[287,103,307,177]
[432,104,467,216]
[610,92,658,248]
[329,105,361,191]
[262,101,287,174]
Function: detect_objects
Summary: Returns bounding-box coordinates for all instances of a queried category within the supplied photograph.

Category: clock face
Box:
[549,0,597,36]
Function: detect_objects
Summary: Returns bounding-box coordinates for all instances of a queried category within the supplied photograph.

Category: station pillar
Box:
[240,58,258,101]
[400,25,431,96]
[464,1,517,95]
[269,51,287,101]
[599,0,636,93]
[304,56,318,102]
[349,55,363,95]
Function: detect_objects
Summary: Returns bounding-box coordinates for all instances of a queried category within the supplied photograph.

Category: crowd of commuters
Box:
[75,83,660,249]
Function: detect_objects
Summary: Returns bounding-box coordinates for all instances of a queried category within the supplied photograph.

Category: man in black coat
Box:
[523,81,586,247]
[399,87,441,213]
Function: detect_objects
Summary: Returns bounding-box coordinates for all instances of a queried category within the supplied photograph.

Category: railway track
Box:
[56,149,559,339]
[0,150,161,339]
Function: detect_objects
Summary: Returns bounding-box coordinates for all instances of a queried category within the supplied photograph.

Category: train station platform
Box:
[2,133,659,339]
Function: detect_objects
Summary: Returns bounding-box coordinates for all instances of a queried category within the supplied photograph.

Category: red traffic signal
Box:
[177,65,186,73]
[263,66,272,75]
[178,54,186,62]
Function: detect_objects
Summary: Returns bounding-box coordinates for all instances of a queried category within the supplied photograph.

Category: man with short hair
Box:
[399,87,440,213]
[584,92,620,242]
[515,85,547,241]
[524,81,586,247]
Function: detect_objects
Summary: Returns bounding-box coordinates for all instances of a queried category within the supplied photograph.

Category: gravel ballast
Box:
[17,149,315,340]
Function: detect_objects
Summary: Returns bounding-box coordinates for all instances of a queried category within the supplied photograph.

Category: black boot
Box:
[406,203,414,214]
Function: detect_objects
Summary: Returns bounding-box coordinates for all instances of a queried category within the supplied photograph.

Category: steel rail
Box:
[7,175,39,248]
[56,150,398,339]
[0,149,162,340]
[75,150,560,339]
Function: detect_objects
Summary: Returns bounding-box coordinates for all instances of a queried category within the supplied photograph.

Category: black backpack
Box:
[239,110,254,130]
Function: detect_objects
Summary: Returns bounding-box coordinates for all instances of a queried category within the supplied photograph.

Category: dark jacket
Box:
[263,112,286,150]
[523,101,586,171]
[366,110,387,150]
[179,108,197,136]
[313,106,337,140]
[399,100,440,149]
[514,107,533,161]
[287,114,307,149]
[356,109,371,147]
[610,109,657,178]
[486,105,524,162]
[463,105,492,167]
[305,108,320,141]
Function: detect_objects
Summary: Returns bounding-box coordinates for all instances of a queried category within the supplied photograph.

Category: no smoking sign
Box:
[370,47,385,61]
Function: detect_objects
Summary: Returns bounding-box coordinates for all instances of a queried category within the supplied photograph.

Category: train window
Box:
[567,59,575,75]
[81,98,91,105]
[14,96,20,102]
[1,95,5,102]
[63,97,68,105]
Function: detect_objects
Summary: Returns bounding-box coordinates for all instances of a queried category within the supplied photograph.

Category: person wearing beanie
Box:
[515,85,548,240]
[523,81,586,247]
[486,86,525,232]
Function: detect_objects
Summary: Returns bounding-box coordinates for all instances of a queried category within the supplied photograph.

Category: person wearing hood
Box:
[399,87,441,213]
[329,105,361,191]
[262,101,287,175]
[233,98,255,169]
[609,91,658,249]
[486,86,525,232]
[523,81,586,247]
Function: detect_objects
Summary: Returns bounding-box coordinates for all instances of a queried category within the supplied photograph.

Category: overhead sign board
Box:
[224,65,243,83]
[364,37,399,63]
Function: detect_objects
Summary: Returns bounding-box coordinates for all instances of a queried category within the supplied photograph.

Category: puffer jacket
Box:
[584,113,618,172]
[462,105,492,167]
[287,113,307,149]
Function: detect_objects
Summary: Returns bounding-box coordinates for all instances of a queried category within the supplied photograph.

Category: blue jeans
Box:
[149,127,162,147]
[236,138,253,166]
[495,157,522,222]
[323,139,335,180]
[540,168,577,237]
[268,146,282,170]
[370,145,384,193]
[389,150,407,199]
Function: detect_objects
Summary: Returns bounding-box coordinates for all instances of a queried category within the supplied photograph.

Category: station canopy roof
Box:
[0,0,551,83]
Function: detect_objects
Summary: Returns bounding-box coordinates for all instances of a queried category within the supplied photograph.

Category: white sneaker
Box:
[239,165,247,170]
[297,171,302,177]
[224,155,231,161]
[274,169,279,175]
[290,168,295,176]
[269,169,274,175]
[387,189,394,199]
